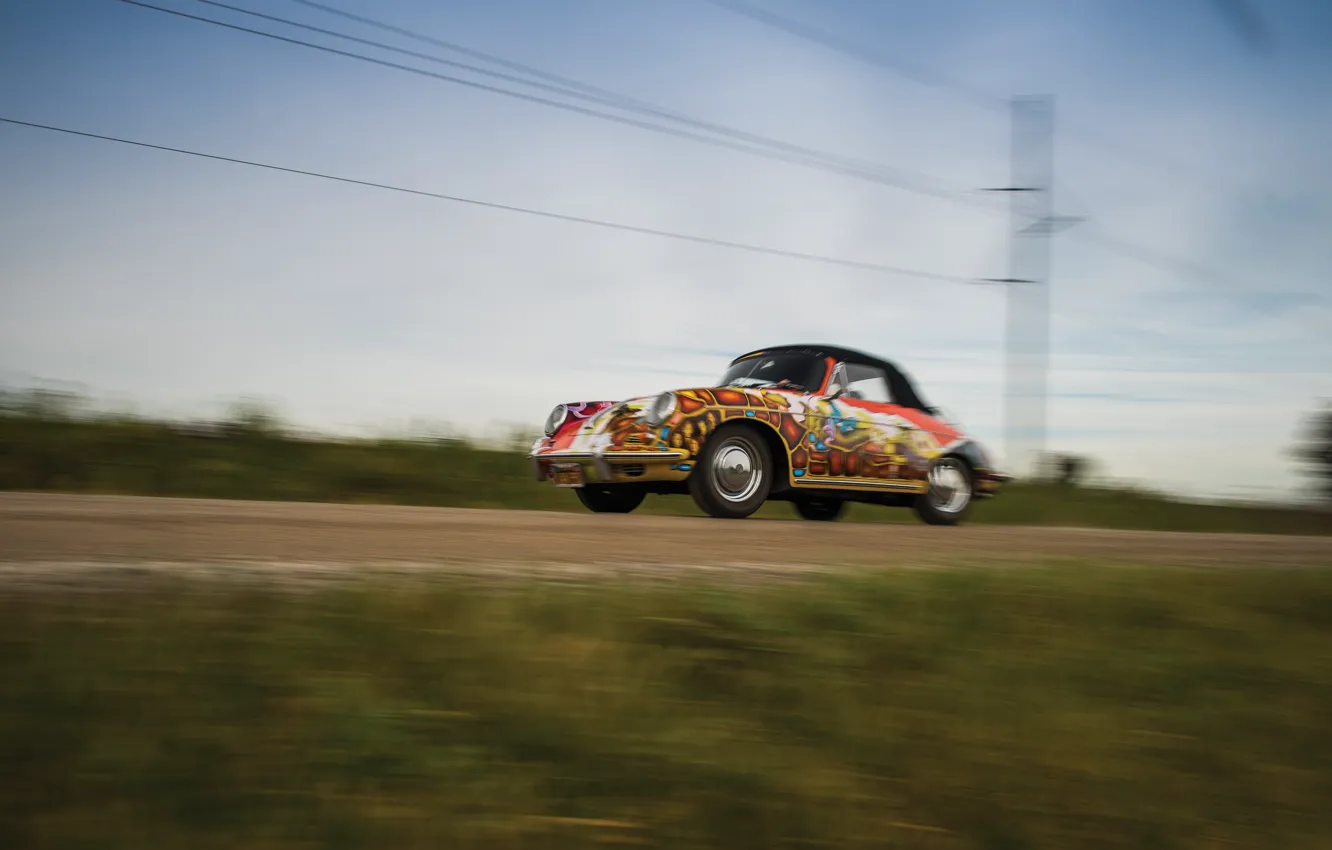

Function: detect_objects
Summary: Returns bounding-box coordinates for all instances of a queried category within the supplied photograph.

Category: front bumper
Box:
[531,448,690,484]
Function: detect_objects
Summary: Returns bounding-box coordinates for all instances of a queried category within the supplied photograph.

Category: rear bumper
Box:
[974,467,1012,498]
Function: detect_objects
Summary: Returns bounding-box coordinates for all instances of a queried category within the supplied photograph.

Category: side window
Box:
[843,363,893,404]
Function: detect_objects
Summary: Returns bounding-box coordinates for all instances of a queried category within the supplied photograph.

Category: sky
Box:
[2,0,1330,501]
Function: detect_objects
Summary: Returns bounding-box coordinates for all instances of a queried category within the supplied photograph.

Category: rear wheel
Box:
[688,425,771,519]
[575,485,645,514]
[793,497,845,521]
[911,456,974,526]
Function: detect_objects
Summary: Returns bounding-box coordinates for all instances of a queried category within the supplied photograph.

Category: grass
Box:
[3,564,1332,849]
[2,412,1329,534]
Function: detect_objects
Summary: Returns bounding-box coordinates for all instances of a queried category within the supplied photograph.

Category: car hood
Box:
[537,385,804,450]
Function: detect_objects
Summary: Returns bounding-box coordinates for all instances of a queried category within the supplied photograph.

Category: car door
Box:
[785,358,842,481]
[831,362,918,481]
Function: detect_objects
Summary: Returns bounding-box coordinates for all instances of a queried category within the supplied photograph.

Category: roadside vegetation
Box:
[4,564,1331,849]
[2,398,1327,534]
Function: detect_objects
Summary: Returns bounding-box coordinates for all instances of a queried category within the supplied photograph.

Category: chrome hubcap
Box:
[927,458,971,513]
[712,439,762,502]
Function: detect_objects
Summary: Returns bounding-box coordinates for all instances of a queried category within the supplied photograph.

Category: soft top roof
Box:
[730,343,932,411]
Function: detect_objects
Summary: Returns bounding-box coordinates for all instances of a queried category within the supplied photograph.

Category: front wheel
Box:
[911,456,974,526]
[575,485,645,514]
[688,425,772,519]
[793,497,845,521]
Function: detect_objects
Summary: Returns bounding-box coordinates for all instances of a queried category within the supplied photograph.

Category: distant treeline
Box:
[0,390,556,510]
[1,388,1328,534]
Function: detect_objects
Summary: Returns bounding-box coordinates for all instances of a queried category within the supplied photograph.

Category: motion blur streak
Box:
[2,1,1331,847]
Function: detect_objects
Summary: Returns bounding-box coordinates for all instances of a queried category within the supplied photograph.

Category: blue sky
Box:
[2,0,1330,500]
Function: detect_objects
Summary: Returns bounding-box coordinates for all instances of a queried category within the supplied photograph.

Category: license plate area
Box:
[551,463,586,488]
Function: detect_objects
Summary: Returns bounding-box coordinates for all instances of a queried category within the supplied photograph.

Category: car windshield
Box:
[718,353,827,392]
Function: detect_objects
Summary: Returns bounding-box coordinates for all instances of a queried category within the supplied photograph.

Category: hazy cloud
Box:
[1,0,1329,498]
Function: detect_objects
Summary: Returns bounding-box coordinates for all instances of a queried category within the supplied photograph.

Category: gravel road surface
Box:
[2,493,1329,582]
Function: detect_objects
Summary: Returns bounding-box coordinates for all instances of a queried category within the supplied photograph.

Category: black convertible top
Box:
[731,343,933,412]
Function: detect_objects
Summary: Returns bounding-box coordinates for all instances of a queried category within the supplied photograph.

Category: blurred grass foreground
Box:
[4,566,1332,849]
[1,389,1329,533]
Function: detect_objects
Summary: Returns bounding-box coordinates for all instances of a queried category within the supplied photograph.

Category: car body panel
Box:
[530,345,1009,498]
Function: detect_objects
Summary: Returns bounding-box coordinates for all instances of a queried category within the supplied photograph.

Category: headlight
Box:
[643,392,676,427]
[543,403,568,437]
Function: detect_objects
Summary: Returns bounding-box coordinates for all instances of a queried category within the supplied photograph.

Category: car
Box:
[529,344,1010,525]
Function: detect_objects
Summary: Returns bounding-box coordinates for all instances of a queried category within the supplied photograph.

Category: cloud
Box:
[1,0,1329,497]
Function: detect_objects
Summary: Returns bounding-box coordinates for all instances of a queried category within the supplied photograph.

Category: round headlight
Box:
[543,403,568,437]
[644,392,676,427]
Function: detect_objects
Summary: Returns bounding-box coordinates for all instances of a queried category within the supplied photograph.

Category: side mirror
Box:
[825,362,848,400]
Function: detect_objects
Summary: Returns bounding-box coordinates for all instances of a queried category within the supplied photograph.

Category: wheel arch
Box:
[938,438,1011,499]
[909,447,978,526]
[940,439,984,474]
[700,414,793,494]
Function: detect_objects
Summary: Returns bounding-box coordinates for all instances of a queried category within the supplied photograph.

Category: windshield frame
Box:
[717,352,830,393]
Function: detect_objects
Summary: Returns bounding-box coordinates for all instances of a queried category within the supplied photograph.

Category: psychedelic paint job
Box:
[532,384,998,495]
[532,343,1012,526]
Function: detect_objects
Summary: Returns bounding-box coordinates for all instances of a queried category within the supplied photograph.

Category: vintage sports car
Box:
[530,344,1009,525]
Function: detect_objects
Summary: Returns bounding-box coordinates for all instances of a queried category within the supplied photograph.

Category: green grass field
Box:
[2,413,1329,534]
[3,564,1331,849]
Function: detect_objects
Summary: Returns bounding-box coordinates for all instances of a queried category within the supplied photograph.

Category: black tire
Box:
[688,424,772,519]
[911,455,974,526]
[793,497,845,522]
[575,485,645,514]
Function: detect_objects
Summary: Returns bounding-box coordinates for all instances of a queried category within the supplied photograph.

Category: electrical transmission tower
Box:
[983,95,1079,479]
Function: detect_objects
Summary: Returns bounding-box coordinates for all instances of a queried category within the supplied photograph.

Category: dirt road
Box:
[2,493,1329,578]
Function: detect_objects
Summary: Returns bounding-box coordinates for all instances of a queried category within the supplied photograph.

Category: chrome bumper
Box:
[531,448,686,483]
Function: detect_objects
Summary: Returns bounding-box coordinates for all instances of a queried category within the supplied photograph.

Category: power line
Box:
[1050,183,1289,309]
[1065,224,1289,316]
[273,0,973,206]
[112,0,987,211]
[700,0,1002,110]
[699,0,1243,189]
[197,0,974,204]
[277,0,1262,303]
[286,0,632,100]
[110,0,1273,304]
[700,0,1287,305]
[0,116,975,283]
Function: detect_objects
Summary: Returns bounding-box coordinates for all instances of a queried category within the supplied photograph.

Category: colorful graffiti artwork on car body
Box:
[673,387,959,486]
[565,401,614,422]
[532,344,1010,524]
[534,384,966,492]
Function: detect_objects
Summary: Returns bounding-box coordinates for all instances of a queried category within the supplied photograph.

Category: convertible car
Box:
[529,344,1009,525]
